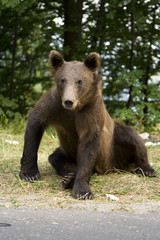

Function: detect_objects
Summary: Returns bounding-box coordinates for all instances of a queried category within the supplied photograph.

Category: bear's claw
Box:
[71,181,93,200]
[77,192,93,200]
[135,166,156,177]
[62,173,76,189]
[19,171,40,182]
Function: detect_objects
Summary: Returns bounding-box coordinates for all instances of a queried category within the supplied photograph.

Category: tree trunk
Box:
[142,4,157,121]
[90,0,106,54]
[127,0,136,108]
[9,15,18,100]
[63,0,83,61]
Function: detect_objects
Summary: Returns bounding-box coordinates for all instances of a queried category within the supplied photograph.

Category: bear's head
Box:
[49,50,101,111]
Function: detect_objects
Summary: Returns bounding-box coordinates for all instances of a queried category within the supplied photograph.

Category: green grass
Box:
[0,126,160,209]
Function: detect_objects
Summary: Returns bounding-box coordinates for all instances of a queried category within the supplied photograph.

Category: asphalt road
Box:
[0,207,160,240]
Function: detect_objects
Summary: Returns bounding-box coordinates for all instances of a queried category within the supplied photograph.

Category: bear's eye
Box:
[60,78,66,84]
[77,80,82,85]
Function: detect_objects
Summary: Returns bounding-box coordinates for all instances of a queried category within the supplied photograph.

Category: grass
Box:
[0,125,160,210]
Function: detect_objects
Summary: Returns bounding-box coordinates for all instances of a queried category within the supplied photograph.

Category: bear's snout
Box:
[64,100,73,108]
[62,96,78,110]
[62,98,78,110]
[61,85,78,110]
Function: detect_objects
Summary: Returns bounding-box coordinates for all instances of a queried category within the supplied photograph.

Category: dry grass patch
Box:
[0,127,160,209]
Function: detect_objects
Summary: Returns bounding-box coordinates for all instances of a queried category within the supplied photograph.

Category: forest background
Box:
[0,0,160,132]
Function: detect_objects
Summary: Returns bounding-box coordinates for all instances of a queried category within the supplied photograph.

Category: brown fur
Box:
[20,51,156,200]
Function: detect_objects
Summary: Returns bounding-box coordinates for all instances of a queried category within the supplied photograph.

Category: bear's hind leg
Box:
[113,121,156,177]
[48,147,77,188]
[133,139,156,177]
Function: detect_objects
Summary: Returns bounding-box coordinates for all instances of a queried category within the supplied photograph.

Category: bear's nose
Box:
[64,100,73,108]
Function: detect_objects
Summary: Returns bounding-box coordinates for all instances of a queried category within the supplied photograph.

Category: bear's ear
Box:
[49,50,64,69]
[84,52,101,71]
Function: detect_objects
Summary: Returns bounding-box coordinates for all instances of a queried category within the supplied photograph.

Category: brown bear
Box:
[20,50,156,200]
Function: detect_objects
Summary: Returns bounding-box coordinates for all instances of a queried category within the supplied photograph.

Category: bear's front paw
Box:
[71,181,93,200]
[19,170,40,182]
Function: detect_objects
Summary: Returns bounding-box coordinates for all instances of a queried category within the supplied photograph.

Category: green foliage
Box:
[118,70,143,89]
[0,0,160,131]
[0,0,20,8]
[112,71,160,130]
[0,0,36,10]
[0,94,22,127]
